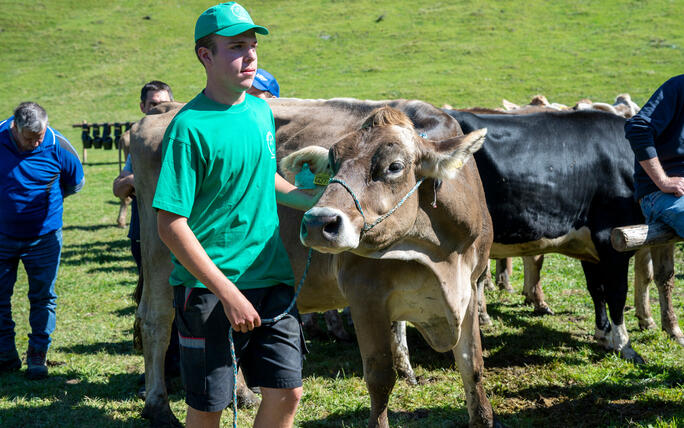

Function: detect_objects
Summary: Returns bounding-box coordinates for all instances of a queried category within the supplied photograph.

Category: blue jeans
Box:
[640,191,684,238]
[0,229,62,353]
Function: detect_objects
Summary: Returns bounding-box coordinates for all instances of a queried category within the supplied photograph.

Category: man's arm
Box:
[156,209,261,332]
[274,172,320,211]
[639,157,684,197]
[112,170,135,199]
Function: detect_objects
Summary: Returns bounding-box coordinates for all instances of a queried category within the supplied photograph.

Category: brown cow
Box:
[131,98,498,427]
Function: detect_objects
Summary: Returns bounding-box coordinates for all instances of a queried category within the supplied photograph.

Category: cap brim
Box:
[251,80,268,91]
[214,23,269,38]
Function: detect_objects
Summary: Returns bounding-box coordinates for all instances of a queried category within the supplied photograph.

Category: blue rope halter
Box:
[328,176,426,236]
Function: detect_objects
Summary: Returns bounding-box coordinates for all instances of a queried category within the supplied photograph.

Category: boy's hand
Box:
[222,291,261,333]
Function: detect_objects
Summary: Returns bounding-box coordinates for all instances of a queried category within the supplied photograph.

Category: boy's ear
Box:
[417,128,487,179]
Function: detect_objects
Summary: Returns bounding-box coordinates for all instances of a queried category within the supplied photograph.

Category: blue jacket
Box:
[0,117,85,238]
[625,74,684,200]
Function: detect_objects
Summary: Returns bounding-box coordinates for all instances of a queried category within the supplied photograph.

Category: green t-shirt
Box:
[152,92,294,290]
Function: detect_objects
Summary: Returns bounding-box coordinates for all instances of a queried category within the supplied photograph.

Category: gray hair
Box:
[13,102,48,133]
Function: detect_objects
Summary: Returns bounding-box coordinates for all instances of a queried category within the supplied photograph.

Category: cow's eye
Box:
[387,161,404,174]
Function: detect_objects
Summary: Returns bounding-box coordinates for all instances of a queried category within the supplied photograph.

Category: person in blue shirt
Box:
[625,75,684,237]
[0,102,84,380]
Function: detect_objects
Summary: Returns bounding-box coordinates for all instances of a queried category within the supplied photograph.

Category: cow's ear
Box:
[279,145,331,184]
[417,128,487,179]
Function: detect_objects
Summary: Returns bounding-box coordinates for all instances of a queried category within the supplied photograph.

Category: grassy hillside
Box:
[0,1,682,427]
[2,0,684,136]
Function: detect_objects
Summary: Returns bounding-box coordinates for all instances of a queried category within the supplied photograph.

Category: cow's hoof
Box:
[638,317,657,331]
[397,370,418,386]
[237,385,260,408]
[671,335,684,347]
[619,347,646,365]
[116,221,126,229]
[497,284,514,293]
[532,306,554,316]
[141,403,182,428]
[479,313,492,326]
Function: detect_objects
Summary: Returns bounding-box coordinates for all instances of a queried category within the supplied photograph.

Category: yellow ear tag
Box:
[453,159,463,169]
[313,173,331,186]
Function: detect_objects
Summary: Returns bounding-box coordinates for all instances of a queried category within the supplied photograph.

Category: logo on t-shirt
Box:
[266,131,275,159]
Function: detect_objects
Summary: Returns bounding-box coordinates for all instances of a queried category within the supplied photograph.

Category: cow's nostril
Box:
[322,215,341,237]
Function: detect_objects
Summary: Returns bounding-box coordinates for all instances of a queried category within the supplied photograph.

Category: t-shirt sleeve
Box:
[152,136,200,218]
[55,130,85,196]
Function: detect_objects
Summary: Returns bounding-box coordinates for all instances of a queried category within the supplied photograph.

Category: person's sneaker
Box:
[26,346,48,380]
[0,349,21,373]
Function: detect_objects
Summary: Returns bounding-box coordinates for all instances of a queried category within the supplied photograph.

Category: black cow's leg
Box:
[522,255,553,315]
[650,244,684,346]
[348,304,395,428]
[585,255,645,363]
[453,285,494,428]
[581,261,610,348]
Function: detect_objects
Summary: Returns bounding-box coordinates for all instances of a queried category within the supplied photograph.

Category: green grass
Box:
[1,1,683,427]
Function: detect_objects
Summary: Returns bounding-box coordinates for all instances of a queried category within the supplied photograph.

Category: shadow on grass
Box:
[83,161,120,166]
[63,224,119,232]
[55,339,135,356]
[299,404,471,428]
[496,364,684,427]
[0,371,146,428]
[114,305,136,317]
[61,239,130,266]
[481,301,595,368]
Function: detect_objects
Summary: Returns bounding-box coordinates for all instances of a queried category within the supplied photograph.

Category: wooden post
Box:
[611,223,683,252]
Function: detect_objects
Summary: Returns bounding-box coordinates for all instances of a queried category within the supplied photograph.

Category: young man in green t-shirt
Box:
[152,3,316,427]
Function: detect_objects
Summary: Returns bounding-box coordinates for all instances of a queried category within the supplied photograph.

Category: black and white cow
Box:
[445,109,646,362]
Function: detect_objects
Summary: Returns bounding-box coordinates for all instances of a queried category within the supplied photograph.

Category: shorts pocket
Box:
[178,335,207,395]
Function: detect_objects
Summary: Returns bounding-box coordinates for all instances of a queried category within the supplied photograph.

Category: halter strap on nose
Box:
[328,176,426,235]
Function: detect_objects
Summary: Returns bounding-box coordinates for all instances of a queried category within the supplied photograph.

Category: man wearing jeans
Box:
[0,102,84,379]
[625,75,684,237]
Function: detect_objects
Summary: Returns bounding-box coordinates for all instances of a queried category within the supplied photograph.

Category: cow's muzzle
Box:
[300,207,359,253]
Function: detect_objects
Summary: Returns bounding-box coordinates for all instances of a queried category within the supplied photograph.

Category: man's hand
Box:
[221,290,261,333]
[659,176,684,197]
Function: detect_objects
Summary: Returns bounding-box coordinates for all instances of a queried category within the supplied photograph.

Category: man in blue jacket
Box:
[0,102,85,379]
[625,75,684,237]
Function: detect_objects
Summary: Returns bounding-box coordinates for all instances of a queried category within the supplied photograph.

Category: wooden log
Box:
[611,223,683,252]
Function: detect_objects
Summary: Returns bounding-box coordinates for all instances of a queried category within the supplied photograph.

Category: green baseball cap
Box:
[194,2,269,42]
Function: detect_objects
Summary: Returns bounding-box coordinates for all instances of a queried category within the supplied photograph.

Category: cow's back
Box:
[447,110,642,251]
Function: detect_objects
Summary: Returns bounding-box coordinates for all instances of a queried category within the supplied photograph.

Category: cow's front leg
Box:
[453,285,494,428]
[348,304,395,428]
[633,248,657,330]
[650,244,684,346]
[522,255,553,315]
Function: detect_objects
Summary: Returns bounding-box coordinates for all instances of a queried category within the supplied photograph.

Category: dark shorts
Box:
[173,284,307,412]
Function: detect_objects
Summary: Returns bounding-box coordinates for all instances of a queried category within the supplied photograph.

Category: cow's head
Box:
[284,106,486,255]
